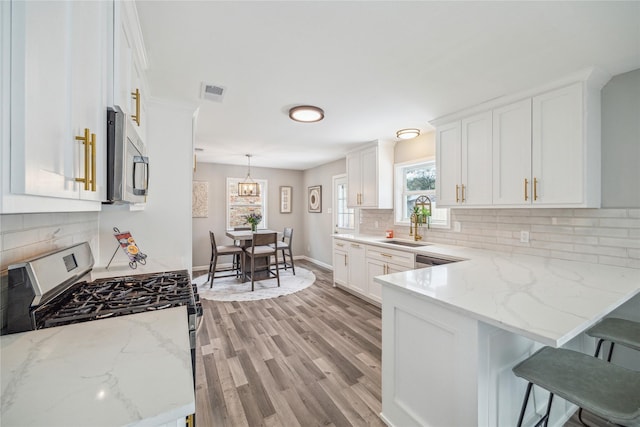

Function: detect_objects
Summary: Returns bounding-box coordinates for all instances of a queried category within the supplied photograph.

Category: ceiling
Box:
[136,1,640,170]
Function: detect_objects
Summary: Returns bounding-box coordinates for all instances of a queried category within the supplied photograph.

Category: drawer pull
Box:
[381,253,393,258]
[131,88,141,126]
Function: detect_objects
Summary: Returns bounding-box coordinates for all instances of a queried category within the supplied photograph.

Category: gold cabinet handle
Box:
[384,264,388,274]
[90,132,96,191]
[336,243,344,247]
[524,178,529,201]
[351,243,360,248]
[456,185,460,203]
[131,88,141,126]
[533,177,538,201]
[461,184,466,203]
[381,253,393,258]
[344,254,347,266]
[75,128,90,190]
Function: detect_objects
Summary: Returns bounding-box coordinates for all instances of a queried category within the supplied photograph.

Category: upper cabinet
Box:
[3,1,108,212]
[346,140,395,208]
[434,69,610,208]
[113,1,149,143]
[436,112,493,207]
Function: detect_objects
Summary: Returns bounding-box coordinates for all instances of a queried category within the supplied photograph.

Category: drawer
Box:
[366,246,414,268]
[333,239,349,251]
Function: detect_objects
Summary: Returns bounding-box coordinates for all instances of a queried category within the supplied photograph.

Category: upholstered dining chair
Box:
[207,231,243,288]
[271,227,295,275]
[244,232,280,291]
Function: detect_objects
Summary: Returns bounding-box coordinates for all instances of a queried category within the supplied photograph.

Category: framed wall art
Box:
[280,186,292,213]
[308,185,322,213]
[192,181,208,218]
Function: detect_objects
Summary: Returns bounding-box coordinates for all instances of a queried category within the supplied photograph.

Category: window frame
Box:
[394,157,450,229]
[332,174,356,234]
[226,177,268,230]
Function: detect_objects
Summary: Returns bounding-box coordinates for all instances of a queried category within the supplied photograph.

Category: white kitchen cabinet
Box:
[346,140,395,208]
[113,0,148,142]
[347,242,367,295]
[365,246,414,304]
[493,82,600,207]
[332,240,349,287]
[436,112,493,207]
[492,99,533,205]
[5,1,107,211]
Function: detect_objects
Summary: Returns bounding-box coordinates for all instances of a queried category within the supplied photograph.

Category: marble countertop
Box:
[1,306,195,426]
[334,234,640,346]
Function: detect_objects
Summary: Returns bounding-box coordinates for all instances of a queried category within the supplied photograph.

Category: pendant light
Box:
[238,154,260,197]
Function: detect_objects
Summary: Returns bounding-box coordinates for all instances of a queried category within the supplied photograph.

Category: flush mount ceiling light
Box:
[238,154,260,197]
[289,105,324,123]
[396,128,421,140]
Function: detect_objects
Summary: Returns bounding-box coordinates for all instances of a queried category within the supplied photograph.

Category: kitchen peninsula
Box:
[334,235,640,427]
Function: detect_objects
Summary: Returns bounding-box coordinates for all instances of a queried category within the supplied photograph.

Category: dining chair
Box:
[232,226,251,271]
[272,227,295,275]
[244,232,280,291]
[207,231,243,288]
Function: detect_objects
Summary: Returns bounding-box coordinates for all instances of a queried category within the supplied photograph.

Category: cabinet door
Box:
[532,83,583,205]
[72,0,107,201]
[10,1,77,199]
[461,112,492,205]
[333,249,349,286]
[346,152,361,207]
[359,146,378,207]
[436,121,461,207]
[492,99,532,205]
[366,258,386,304]
[348,243,367,295]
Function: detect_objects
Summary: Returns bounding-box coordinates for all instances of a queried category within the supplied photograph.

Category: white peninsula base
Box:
[381,284,584,427]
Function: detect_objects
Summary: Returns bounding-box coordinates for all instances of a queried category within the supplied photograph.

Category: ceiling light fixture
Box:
[289,105,324,123]
[396,128,421,140]
[238,154,260,197]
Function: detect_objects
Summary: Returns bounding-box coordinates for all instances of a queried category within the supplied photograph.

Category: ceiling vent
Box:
[201,83,226,102]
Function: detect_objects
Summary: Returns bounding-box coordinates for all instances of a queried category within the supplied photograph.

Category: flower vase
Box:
[251,224,257,232]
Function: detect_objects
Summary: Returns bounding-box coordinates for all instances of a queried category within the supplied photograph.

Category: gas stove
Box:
[5,242,202,345]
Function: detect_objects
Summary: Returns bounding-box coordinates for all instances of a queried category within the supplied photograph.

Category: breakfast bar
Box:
[345,236,640,427]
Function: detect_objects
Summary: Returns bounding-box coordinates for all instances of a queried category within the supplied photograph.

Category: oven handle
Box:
[132,156,149,196]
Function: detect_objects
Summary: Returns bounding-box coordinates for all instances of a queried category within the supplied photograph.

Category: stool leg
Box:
[542,392,554,427]
[606,342,615,362]
[517,382,533,427]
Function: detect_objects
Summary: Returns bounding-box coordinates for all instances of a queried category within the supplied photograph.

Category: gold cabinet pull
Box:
[533,177,538,201]
[351,243,360,248]
[524,178,529,201]
[344,254,348,266]
[455,185,460,203]
[90,132,96,191]
[75,128,90,190]
[381,253,393,258]
[461,184,466,203]
[336,242,344,247]
[131,88,141,126]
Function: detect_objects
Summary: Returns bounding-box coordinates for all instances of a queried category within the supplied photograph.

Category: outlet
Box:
[520,231,530,243]
[374,221,379,228]
[454,221,461,232]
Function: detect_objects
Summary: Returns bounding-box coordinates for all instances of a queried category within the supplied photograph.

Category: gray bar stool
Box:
[512,346,640,427]
[577,318,640,424]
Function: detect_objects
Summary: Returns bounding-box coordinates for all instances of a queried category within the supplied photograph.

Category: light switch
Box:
[520,231,530,243]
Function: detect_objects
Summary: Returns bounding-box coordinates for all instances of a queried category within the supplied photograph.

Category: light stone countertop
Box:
[334,234,640,346]
[0,306,195,427]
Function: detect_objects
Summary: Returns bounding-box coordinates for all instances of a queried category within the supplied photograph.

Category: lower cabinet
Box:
[333,238,415,305]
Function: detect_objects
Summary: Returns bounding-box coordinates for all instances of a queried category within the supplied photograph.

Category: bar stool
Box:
[244,232,280,291]
[272,227,295,275]
[232,226,251,272]
[207,231,243,288]
[578,318,640,424]
[513,346,640,427]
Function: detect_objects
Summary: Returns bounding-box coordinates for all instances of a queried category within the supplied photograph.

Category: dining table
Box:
[225,229,280,281]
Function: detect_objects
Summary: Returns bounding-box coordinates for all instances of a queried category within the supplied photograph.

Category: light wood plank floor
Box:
[194,260,608,427]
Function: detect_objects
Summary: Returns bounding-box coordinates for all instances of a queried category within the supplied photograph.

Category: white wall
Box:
[98,100,196,272]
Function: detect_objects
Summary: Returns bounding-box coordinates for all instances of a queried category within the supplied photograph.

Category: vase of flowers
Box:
[244,212,262,232]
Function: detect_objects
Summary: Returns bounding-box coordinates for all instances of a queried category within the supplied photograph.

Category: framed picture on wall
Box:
[280,186,292,213]
[308,185,322,213]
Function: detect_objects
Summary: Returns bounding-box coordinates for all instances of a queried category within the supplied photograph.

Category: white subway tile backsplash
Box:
[361,207,640,269]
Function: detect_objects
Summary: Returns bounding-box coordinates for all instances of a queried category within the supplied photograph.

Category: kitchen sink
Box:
[379,240,430,248]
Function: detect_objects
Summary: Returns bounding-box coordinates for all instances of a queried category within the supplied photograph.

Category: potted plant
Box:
[244,212,262,232]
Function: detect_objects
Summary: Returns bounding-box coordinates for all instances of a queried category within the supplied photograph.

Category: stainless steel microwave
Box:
[105,106,149,204]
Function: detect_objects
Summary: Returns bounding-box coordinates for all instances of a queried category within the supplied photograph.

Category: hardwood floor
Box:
[194,260,609,427]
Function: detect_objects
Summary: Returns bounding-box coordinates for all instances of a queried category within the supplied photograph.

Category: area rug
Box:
[192,266,315,302]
